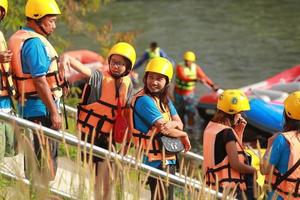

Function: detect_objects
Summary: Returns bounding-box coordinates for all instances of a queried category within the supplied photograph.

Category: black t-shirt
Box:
[214,128,237,165]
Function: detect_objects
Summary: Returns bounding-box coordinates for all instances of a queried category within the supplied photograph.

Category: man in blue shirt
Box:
[9,0,64,180]
[133,41,174,70]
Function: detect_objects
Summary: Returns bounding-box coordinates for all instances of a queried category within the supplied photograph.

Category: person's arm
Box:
[124,79,133,128]
[196,66,218,90]
[260,133,281,175]
[222,129,256,174]
[0,50,12,63]
[161,101,183,131]
[135,97,184,137]
[226,141,256,174]
[60,54,92,77]
[170,115,183,130]
[160,49,175,66]
[154,118,186,137]
[133,52,149,70]
[154,118,191,152]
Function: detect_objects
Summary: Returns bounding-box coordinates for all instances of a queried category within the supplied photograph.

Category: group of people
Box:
[134,42,219,127]
[0,0,299,200]
[202,90,300,200]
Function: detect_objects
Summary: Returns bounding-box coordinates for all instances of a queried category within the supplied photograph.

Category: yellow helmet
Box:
[108,42,136,69]
[284,91,300,120]
[25,0,61,20]
[0,0,7,18]
[217,89,250,114]
[184,51,196,62]
[145,57,173,81]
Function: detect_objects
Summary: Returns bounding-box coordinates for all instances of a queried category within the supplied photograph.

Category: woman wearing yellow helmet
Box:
[130,57,191,200]
[260,92,300,200]
[202,89,256,199]
[77,42,136,200]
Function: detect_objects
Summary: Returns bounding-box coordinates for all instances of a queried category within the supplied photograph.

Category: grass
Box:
[0,121,275,200]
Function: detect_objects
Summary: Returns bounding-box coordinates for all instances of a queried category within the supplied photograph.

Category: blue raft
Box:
[245,99,284,133]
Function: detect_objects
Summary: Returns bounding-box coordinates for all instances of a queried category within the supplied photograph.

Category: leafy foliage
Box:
[3,0,138,55]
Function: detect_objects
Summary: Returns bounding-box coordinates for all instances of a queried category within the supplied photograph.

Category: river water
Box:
[59,0,300,152]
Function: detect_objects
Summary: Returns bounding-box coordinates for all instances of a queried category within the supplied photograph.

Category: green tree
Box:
[3,0,138,55]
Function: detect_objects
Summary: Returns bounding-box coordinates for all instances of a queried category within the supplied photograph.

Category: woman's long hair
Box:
[283,111,300,133]
[143,72,170,112]
[211,110,235,127]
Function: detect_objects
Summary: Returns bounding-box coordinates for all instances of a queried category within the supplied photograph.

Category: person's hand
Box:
[60,54,71,69]
[63,83,70,97]
[0,50,12,63]
[50,112,62,130]
[59,54,72,80]
[212,84,219,92]
[233,113,247,137]
[181,135,191,152]
[160,121,177,132]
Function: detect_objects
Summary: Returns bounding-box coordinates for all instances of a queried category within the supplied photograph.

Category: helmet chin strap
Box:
[109,68,130,79]
[35,19,50,38]
[110,69,122,79]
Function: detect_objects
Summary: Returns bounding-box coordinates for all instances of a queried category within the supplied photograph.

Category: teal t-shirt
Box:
[18,27,51,118]
[134,95,178,168]
[0,96,11,109]
[267,134,290,200]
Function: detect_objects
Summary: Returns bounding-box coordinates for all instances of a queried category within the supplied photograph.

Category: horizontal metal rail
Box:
[0,111,226,199]
[61,104,204,162]
[63,104,77,114]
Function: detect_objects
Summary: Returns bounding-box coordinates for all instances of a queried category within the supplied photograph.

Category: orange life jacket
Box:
[203,121,247,190]
[8,29,64,99]
[265,131,300,199]
[77,71,131,136]
[0,31,15,97]
[130,89,176,162]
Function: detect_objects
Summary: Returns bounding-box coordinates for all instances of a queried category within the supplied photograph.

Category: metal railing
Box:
[61,104,204,162]
[0,111,226,199]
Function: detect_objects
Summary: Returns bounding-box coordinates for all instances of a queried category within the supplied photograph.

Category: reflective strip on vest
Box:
[0,31,15,97]
[8,30,63,99]
[130,89,176,162]
[175,62,197,91]
[77,72,131,137]
[146,47,160,59]
[203,121,247,190]
[265,131,300,199]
